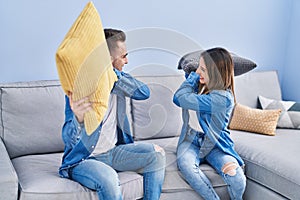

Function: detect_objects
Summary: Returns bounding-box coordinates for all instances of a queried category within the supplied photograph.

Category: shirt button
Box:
[81,158,84,161]
[92,145,95,149]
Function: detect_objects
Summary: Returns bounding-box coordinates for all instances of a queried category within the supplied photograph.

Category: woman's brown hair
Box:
[199,47,236,102]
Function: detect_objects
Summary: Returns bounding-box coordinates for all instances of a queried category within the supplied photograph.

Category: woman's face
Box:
[198,57,209,85]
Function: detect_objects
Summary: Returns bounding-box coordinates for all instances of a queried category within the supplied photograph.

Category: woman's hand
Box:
[69,93,93,123]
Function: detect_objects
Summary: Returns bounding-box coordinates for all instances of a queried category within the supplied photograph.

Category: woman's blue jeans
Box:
[69,142,166,200]
[177,131,246,200]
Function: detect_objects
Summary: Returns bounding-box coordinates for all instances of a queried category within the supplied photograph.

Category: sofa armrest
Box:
[0,138,18,200]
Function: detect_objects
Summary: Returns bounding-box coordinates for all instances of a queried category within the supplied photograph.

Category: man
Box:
[59,28,166,200]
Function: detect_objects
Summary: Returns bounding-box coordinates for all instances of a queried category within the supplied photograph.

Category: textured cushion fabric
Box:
[229,103,281,136]
[234,71,282,108]
[259,95,300,129]
[56,2,117,134]
[0,80,65,159]
[177,50,257,76]
[130,64,185,140]
[12,153,143,200]
[231,129,300,199]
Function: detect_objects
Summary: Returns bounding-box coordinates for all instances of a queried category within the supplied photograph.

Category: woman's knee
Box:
[177,146,197,170]
[177,154,200,176]
[222,162,246,192]
[222,162,238,176]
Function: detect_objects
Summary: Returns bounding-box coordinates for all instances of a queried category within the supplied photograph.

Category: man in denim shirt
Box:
[59,28,166,200]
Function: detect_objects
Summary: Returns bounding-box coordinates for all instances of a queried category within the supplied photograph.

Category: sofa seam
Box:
[0,84,61,89]
[121,175,143,185]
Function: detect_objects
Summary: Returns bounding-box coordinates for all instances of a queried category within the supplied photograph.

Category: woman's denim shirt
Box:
[59,69,150,178]
[173,72,244,166]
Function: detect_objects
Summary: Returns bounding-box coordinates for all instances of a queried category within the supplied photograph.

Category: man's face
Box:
[111,41,128,71]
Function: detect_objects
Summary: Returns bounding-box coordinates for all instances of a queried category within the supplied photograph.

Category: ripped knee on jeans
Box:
[153,144,165,156]
[222,162,238,176]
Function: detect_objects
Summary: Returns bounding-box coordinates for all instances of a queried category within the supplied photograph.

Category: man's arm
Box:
[112,70,150,100]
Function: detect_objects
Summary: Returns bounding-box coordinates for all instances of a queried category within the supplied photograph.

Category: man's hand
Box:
[69,93,93,123]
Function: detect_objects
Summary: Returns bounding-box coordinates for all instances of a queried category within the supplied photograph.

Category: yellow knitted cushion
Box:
[229,103,281,136]
[56,2,117,135]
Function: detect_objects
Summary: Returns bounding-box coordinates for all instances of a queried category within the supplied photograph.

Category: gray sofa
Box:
[1,65,299,200]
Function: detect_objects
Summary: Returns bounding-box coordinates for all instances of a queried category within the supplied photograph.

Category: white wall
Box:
[0,0,298,100]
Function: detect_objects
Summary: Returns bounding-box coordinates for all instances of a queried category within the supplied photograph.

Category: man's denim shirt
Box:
[173,72,244,166]
[59,69,150,178]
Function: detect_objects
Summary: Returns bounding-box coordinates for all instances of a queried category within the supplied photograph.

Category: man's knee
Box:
[153,144,165,157]
[153,144,166,168]
[222,162,238,176]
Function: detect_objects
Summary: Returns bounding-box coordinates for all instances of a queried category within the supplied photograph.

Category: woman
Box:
[173,47,246,200]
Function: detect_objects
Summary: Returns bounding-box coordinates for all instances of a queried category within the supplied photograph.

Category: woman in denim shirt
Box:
[173,47,246,200]
[59,29,166,200]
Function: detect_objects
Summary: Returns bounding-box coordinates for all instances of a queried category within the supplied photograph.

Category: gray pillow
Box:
[178,50,257,76]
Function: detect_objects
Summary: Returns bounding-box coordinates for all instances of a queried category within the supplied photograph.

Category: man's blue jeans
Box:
[177,131,246,200]
[68,142,166,200]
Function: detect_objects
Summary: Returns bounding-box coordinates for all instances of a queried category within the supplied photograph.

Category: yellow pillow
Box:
[229,103,281,136]
[56,2,117,135]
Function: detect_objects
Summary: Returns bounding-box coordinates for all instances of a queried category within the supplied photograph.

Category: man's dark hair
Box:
[104,28,126,53]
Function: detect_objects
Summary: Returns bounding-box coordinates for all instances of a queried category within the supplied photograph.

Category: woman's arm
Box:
[173,72,211,113]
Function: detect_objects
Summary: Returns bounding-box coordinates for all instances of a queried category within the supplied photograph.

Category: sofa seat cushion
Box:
[12,153,143,200]
[231,129,300,199]
[137,137,230,199]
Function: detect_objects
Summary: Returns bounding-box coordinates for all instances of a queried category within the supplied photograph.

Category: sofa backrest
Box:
[130,68,283,140]
[0,70,282,158]
[0,80,65,159]
[129,65,186,140]
[234,70,282,108]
